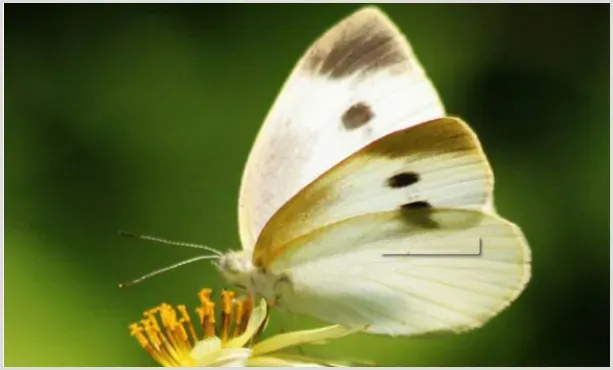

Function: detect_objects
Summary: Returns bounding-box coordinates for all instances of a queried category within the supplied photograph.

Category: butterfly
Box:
[125,6,531,338]
[211,7,532,337]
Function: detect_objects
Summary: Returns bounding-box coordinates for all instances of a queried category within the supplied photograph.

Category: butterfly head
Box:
[216,250,255,288]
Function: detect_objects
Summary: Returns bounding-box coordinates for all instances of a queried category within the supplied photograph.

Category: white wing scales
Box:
[253,117,493,264]
[269,209,531,336]
[238,7,445,250]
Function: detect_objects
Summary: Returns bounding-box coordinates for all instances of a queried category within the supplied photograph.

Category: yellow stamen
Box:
[178,305,199,344]
[240,295,253,335]
[221,290,235,342]
[198,289,216,338]
[233,300,245,337]
[130,289,256,367]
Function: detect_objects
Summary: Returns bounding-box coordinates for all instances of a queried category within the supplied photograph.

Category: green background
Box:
[5,4,609,367]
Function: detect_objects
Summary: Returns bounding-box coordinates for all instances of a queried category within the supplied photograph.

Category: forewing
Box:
[253,117,493,266]
[238,7,445,250]
[269,209,531,336]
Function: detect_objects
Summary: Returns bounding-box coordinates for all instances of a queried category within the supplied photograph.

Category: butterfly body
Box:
[218,7,531,337]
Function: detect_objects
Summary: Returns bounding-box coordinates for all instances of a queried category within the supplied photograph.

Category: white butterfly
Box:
[214,7,530,337]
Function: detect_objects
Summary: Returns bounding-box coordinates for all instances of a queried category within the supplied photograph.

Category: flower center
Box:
[129,289,253,366]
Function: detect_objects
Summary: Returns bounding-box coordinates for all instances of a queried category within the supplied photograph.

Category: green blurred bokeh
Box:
[5,4,609,367]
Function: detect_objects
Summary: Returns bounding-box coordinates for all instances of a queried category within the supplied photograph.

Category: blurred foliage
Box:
[5,3,609,367]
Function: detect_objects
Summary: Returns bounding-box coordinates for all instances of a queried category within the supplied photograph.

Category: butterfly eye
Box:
[219,255,238,273]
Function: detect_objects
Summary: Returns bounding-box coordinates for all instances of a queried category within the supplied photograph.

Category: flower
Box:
[129,288,358,367]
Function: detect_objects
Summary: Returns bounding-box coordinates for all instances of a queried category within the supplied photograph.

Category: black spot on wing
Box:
[402,201,431,210]
[400,201,440,229]
[342,102,374,129]
[387,172,419,188]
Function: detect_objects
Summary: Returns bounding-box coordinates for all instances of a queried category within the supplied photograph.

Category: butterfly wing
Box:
[250,117,531,335]
[252,117,494,266]
[238,7,445,251]
[266,209,531,336]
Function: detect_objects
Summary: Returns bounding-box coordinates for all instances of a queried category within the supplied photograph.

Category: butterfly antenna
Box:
[118,230,222,256]
[119,255,219,288]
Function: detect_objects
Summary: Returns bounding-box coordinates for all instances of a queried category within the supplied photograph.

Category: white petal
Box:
[190,337,223,366]
[252,324,357,356]
[208,348,253,367]
[225,299,268,348]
